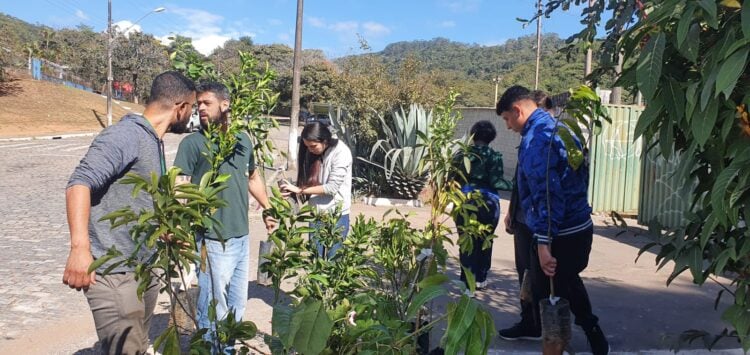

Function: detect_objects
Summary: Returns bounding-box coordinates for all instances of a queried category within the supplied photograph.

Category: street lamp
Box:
[492,76,502,104]
[107,3,166,127]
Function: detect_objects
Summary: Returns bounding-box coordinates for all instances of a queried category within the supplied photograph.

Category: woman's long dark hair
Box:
[297,121,339,190]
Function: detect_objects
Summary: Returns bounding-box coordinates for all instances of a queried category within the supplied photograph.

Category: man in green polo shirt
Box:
[173,81,274,352]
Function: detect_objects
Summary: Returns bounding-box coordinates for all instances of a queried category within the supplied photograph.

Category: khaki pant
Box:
[84,273,159,355]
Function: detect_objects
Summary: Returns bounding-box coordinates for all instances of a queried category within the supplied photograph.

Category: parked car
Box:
[188,110,200,131]
[298,110,330,126]
[307,113,331,126]
[299,110,314,123]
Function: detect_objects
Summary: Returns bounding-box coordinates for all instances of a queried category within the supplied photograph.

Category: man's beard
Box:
[168,116,191,134]
[201,112,225,130]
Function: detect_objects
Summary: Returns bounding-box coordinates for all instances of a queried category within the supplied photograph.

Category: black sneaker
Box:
[498,323,541,341]
[585,325,610,355]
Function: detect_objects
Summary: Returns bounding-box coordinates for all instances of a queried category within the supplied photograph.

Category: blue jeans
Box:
[196,235,249,354]
[312,214,350,259]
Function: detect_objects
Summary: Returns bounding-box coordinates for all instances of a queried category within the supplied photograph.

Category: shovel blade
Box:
[539,297,572,353]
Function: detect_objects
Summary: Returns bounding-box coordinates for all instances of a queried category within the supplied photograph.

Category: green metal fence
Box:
[588,104,643,215]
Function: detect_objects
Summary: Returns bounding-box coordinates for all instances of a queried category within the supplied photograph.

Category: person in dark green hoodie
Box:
[453,120,512,296]
[63,71,196,355]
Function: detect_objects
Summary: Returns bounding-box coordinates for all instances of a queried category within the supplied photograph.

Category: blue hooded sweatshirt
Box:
[517,108,592,245]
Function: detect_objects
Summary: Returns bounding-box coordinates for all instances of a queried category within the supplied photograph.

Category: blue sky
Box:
[2,0,592,57]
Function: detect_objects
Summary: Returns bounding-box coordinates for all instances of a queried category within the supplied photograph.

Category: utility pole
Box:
[534,0,542,90]
[493,76,502,104]
[584,0,595,80]
[107,0,113,127]
[288,0,303,169]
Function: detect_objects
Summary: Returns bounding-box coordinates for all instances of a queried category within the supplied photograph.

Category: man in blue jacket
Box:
[63,71,196,354]
[496,85,609,354]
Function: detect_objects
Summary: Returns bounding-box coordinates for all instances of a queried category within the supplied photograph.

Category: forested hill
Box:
[379,34,566,78]
[0,13,47,58]
[338,34,592,106]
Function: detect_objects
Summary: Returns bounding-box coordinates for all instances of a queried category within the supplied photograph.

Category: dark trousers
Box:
[513,222,536,327]
[530,225,599,332]
[456,196,499,284]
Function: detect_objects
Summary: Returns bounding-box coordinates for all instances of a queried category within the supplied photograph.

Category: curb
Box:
[0,132,98,142]
[362,196,423,207]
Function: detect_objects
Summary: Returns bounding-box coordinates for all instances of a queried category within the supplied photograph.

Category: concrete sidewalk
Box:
[0,199,740,354]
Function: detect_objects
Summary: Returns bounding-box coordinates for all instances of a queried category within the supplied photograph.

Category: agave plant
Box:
[364,103,432,199]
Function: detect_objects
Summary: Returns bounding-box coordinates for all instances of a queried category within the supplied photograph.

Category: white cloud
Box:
[308,16,326,28]
[268,18,283,26]
[309,18,390,37]
[278,33,291,42]
[157,35,172,47]
[441,0,481,13]
[113,20,141,36]
[193,34,232,55]
[330,21,359,33]
[481,39,507,47]
[75,10,89,21]
[163,6,258,55]
[440,20,456,28]
[362,22,391,37]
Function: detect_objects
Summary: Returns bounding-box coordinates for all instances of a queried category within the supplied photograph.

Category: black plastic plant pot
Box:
[409,321,430,355]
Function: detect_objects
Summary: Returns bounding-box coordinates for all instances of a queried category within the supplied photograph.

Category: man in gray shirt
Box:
[62,71,196,354]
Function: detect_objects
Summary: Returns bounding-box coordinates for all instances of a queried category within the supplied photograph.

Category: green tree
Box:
[57,26,106,90]
[167,34,204,62]
[209,36,254,77]
[113,31,170,103]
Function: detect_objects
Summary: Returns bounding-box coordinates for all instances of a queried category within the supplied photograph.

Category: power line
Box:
[66,0,108,27]
[42,0,106,29]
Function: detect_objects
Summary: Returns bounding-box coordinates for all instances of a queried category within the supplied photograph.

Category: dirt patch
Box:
[0,74,144,138]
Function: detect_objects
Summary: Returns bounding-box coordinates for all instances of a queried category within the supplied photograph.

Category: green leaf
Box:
[698,0,719,28]
[686,245,705,283]
[659,121,674,159]
[667,264,689,286]
[711,165,740,224]
[701,71,718,112]
[291,299,334,355]
[417,273,450,288]
[677,23,701,63]
[154,326,180,355]
[730,185,750,207]
[634,96,663,139]
[693,98,718,147]
[272,304,294,347]
[406,285,448,320]
[722,106,738,140]
[743,1,750,38]
[637,33,666,101]
[463,319,483,355]
[87,246,123,273]
[444,296,478,354]
[685,82,700,124]
[666,79,686,124]
[677,4,697,47]
[461,265,476,293]
[556,128,584,170]
[714,249,732,275]
[717,46,750,99]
